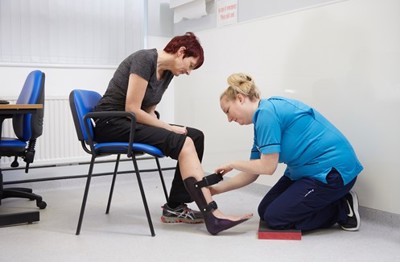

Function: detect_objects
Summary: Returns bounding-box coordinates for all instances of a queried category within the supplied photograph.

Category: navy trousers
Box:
[258,169,356,231]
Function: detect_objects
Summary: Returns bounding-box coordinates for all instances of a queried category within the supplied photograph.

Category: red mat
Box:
[258,220,302,240]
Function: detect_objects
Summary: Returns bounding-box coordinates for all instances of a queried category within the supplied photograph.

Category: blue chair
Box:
[0,70,47,210]
[69,89,168,237]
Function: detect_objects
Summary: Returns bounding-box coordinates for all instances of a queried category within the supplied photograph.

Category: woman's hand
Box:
[214,164,233,175]
[170,125,188,135]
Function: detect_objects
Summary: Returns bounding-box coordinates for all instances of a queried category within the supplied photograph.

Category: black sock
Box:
[167,201,181,209]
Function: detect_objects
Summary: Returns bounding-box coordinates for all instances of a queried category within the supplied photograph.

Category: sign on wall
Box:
[217,0,238,27]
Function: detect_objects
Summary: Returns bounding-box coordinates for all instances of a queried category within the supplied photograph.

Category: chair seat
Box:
[94,142,164,157]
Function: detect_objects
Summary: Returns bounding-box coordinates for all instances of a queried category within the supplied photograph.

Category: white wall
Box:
[174,0,400,214]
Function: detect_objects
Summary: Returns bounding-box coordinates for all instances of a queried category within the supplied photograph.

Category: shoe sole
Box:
[342,191,361,231]
[161,216,204,224]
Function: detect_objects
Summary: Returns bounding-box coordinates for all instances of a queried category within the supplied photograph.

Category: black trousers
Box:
[94,117,204,204]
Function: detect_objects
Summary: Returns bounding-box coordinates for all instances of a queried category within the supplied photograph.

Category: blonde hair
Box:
[220,73,261,101]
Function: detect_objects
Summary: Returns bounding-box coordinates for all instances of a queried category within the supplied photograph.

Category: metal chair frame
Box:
[69,89,168,237]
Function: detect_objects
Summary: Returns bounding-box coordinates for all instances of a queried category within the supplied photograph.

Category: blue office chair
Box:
[0,70,47,209]
[69,89,168,237]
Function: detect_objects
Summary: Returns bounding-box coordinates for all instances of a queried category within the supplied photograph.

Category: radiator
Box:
[1,97,90,167]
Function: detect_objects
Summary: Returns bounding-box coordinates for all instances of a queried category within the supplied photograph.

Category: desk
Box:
[0,104,43,136]
[0,104,43,226]
[0,104,43,111]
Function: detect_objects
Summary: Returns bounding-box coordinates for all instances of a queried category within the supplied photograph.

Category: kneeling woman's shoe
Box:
[184,176,249,235]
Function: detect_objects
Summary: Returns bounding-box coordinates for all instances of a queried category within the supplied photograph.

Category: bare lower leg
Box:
[178,138,252,221]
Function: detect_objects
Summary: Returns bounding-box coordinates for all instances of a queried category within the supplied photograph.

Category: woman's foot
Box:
[204,209,253,235]
[183,176,253,235]
[212,209,253,221]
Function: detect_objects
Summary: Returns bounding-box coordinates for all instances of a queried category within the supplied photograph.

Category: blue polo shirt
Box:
[250,97,363,185]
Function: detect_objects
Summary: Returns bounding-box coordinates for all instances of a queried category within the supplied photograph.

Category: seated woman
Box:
[93,33,252,235]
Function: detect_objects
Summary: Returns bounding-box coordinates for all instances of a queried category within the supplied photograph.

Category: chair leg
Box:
[132,155,155,237]
[106,154,120,214]
[155,157,168,202]
[76,156,96,235]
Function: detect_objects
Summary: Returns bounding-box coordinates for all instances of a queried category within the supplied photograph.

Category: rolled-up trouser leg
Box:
[184,176,248,235]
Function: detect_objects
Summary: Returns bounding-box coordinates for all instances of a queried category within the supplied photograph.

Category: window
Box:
[0,0,145,67]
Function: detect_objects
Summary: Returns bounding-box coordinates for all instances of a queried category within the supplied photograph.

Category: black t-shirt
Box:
[95,48,174,113]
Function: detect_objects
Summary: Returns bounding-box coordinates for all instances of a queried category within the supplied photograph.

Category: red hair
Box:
[164,32,204,69]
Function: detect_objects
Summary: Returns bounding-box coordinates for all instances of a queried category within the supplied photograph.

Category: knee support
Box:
[194,173,223,189]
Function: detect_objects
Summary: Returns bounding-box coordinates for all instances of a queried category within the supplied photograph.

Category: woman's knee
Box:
[179,137,196,156]
[258,203,267,219]
[263,209,279,225]
[259,204,276,222]
[187,127,204,141]
[262,204,288,228]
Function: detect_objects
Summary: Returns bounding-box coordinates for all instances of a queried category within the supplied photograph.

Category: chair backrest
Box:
[69,89,102,142]
[13,70,45,141]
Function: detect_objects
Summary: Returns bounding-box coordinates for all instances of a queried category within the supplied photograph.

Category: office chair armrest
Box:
[84,111,136,122]
[83,111,137,157]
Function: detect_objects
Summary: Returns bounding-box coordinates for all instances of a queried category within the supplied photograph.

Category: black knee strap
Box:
[195,173,223,189]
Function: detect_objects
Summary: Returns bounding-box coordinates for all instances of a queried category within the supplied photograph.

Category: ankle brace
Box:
[184,177,219,213]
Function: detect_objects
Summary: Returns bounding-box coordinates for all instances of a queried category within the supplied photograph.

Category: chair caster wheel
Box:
[37,200,47,209]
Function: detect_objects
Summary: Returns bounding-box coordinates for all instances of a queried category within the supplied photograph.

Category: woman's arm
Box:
[125,74,187,134]
[211,153,279,195]
[216,153,279,176]
[210,171,259,195]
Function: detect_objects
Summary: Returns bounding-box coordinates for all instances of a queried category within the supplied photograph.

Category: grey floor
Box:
[1,162,399,262]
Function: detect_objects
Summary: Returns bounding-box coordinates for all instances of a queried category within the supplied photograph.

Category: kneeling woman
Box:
[211,73,363,232]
